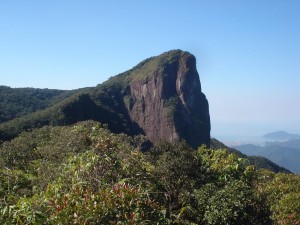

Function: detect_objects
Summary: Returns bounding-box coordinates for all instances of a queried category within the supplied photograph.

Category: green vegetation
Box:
[235,140,300,174]
[1,50,297,224]
[100,49,186,86]
[0,87,137,141]
[0,86,91,141]
[129,50,183,83]
[0,92,96,141]
[210,138,290,173]
[1,121,299,224]
[163,96,180,117]
[257,170,300,224]
[0,86,69,124]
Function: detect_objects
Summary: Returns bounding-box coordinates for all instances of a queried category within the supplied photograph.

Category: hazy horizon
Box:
[1,1,299,139]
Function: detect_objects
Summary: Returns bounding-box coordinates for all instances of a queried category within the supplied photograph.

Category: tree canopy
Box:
[1,121,298,224]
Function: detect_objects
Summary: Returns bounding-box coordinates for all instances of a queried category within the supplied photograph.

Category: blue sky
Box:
[1,1,299,138]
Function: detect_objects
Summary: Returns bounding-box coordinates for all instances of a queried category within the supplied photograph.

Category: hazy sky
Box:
[1,1,299,138]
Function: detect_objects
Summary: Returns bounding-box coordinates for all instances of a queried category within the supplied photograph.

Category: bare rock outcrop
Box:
[126,50,210,147]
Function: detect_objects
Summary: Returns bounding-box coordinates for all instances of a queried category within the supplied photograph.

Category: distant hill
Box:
[263,130,300,141]
[235,139,300,174]
[0,50,210,148]
[211,138,290,173]
[265,138,300,148]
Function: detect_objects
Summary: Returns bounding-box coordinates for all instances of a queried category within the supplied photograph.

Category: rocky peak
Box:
[0,50,211,148]
[126,50,210,147]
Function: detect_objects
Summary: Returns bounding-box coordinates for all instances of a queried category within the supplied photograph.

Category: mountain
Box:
[235,139,300,174]
[0,50,290,173]
[125,50,210,147]
[0,50,210,147]
[263,130,300,141]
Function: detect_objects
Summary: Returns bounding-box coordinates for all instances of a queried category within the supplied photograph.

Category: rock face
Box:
[127,50,210,147]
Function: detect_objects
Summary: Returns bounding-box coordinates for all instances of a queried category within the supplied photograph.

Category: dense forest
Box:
[0,86,73,123]
[1,121,299,224]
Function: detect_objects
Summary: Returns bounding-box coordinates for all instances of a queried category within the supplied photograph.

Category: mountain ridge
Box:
[0,86,72,123]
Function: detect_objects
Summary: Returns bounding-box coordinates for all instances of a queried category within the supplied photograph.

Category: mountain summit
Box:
[125,50,210,147]
[0,50,210,147]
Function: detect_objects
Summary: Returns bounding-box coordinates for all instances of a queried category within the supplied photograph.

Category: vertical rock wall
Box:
[127,50,210,148]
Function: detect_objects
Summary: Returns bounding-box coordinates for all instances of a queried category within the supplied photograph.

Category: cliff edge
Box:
[126,50,211,147]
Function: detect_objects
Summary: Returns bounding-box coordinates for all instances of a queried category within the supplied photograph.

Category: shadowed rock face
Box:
[127,50,210,147]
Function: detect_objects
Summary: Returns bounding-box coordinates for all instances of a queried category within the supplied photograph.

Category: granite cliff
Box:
[127,50,210,147]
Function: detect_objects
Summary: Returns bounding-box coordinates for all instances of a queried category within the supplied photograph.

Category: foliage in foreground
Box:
[0,121,299,224]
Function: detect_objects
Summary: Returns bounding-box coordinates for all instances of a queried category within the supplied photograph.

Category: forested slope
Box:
[0,121,299,224]
[0,86,70,123]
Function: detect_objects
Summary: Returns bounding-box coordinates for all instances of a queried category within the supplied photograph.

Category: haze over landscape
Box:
[1,0,300,140]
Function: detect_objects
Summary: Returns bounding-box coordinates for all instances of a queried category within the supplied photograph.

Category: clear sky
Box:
[1,0,299,138]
